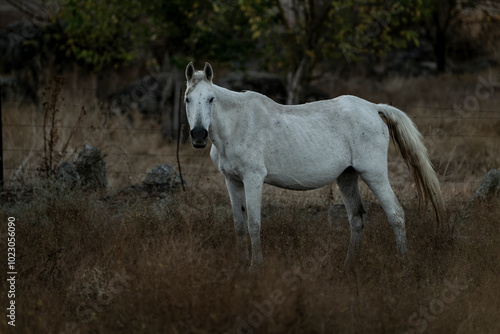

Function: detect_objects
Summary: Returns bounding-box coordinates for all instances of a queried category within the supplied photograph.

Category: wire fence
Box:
[1,100,499,205]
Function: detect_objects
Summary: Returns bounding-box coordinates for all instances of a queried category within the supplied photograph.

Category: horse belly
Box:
[264,158,346,190]
[264,174,330,190]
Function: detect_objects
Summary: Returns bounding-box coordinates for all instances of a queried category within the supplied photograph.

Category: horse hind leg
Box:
[337,167,367,263]
[360,169,408,257]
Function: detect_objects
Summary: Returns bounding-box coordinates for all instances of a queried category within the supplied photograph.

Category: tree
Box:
[54,0,150,71]
[240,0,420,104]
[419,0,500,73]
[4,0,253,72]
[148,0,254,69]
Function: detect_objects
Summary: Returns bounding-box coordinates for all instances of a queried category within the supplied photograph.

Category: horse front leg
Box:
[243,176,264,268]
[225,178,249,268]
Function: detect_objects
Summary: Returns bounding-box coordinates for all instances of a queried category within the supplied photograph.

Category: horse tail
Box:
[377,104,445,227]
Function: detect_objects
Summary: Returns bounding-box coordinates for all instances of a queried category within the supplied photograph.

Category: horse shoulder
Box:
[210,145,222,170]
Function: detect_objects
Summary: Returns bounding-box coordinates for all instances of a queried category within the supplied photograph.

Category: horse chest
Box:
[211,145,264,182]
[211,147,243,180]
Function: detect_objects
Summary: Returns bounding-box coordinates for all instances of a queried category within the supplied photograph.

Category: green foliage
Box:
[5,0,498,77]
[236,0,425,102]
[43,0,428,74]
[54,0,148,70]
[235,0,426,103]
[150,0,254,68]
[50,0,254,70]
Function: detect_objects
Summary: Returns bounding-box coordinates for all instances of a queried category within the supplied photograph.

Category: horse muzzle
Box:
[190,127,208,148]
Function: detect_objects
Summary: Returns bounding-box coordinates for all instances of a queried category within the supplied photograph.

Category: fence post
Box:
[176,87,186,191]
[0,76,3,189]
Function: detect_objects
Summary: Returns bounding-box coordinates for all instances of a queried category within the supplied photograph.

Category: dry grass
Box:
[0,184,499,333]
[0,69,499,333]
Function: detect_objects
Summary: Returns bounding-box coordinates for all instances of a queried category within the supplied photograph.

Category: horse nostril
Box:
[191,128,208,140]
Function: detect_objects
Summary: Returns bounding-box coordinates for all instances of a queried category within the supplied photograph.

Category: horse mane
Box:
[185,71,209,96]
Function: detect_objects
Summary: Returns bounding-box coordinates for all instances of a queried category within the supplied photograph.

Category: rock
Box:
[55,162,81,188]
[471,169,500,201]
[143,164,183,192]
[74,145,107,189]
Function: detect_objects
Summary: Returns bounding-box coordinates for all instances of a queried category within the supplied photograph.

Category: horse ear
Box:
[185,62,195,81]
[204,62,213,82]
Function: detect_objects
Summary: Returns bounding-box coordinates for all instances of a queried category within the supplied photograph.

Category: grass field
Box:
[1,69,499,333]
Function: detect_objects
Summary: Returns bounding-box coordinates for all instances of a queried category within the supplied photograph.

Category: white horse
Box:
[184,62,445,267]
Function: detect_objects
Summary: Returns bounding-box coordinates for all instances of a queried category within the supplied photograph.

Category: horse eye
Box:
[185,97,190,104]
[209,97,214,103]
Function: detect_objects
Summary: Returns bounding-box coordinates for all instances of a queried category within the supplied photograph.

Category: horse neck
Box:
[209,85,245,148]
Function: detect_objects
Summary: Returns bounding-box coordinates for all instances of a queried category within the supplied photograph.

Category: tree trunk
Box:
[435,25,447,73]
[286,57,306,105]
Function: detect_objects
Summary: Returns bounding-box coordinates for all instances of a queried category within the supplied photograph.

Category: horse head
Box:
[184,62,215,148]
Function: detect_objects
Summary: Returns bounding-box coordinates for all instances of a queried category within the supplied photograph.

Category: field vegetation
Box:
[1,69,499,333]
